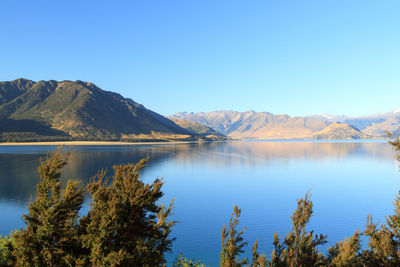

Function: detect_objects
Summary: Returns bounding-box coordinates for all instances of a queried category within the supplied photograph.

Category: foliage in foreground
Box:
[214,135,400,267]
[217,190,400,267]
[172,254,207,267]
[0,148,175,266]
[1,136,400,266]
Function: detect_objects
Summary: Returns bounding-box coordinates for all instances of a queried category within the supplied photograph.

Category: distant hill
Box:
[169,118,226,140]
[170,110,399,140]
[170,111,329,139]
[311,122,371,140]
[308,109,400,135]
[0,79,198,142]
[362,116,400,137]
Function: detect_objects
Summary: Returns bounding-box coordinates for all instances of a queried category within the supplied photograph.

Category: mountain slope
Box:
[169,118,226,140]
[0,78,35,105]
[0,79,193,142]
[309,109,400,134]
[362,116,400,137]
[170,111,329,139]
[311,122,371,140]
[171,109,400,140]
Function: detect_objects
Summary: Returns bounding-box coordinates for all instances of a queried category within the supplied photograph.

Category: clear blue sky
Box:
[1,0,400,117]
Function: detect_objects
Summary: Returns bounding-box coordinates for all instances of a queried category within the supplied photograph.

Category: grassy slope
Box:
[0,79,196,142]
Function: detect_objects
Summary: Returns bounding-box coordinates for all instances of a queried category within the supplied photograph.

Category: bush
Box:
[7,148,175,267]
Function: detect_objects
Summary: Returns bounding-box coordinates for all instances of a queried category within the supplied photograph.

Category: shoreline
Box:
[0,138,386,146]
[0,140,199,146]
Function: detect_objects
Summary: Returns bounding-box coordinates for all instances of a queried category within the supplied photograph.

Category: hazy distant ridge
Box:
[170,110,400,139]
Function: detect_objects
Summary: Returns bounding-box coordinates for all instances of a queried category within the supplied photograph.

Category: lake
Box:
[0,140,399,266]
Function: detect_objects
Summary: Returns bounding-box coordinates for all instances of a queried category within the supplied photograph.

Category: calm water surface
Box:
[0,140,399,266]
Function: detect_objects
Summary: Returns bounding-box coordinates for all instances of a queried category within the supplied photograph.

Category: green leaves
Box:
[81,156,176,266]
[9,149,175,267]
[13,148,84,266]
[220,205,248,267]
[270,193,327,267]
[327,231,361,267]
[173,254,207,267]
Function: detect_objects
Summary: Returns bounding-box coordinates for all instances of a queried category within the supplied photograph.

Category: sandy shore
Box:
[0,141,196,146]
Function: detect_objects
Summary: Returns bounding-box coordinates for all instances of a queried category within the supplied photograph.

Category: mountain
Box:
[309,109,400,136]
[309,114,386,130]
[169,111,330,139]
[170,110,400,140]
[362,116,400,137]
[0,79,197,142]
[311,122,371,140]
[169,119,226,140]
[3,79,399,142]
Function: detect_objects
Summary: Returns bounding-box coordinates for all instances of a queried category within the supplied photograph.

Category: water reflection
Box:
[0,145,176,203]
[0,141,394,204]
[172,141,394,167]
[0,141,398,266]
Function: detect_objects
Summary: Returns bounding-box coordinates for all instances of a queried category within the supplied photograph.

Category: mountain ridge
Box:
[169,118,226,140]
[2,78,398,141]
[311,122,371,140]
[0,79,207,142]
[170,109,400,140]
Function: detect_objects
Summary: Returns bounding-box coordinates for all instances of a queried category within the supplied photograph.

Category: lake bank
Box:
[0,138,387,146]
[0,140,200,146]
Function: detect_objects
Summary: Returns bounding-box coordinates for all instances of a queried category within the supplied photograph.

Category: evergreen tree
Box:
[271,193,327,267]
[172,254,207,267]
[359,134,400,266]
[80,156,175,266]
[387,193,400,244]
[327,231,361,267]
[0,233,16,266]
[251,240,267,267]
[387,132,400,161]
[360,200,400,267]
[270,233,285,267]
[220,205,248,267]
[12,148,85,266]
[361,216,398,266]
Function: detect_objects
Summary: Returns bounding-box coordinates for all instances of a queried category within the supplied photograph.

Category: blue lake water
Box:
[0,140,399,266]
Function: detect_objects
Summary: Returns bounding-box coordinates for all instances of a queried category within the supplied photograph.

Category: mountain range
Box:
[1,78,398,142]
[0,79,225,142]
[169,110,400,140]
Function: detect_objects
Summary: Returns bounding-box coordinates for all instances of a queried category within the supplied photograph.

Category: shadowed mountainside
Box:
[169,118,226,140]
[0,79,205,142]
